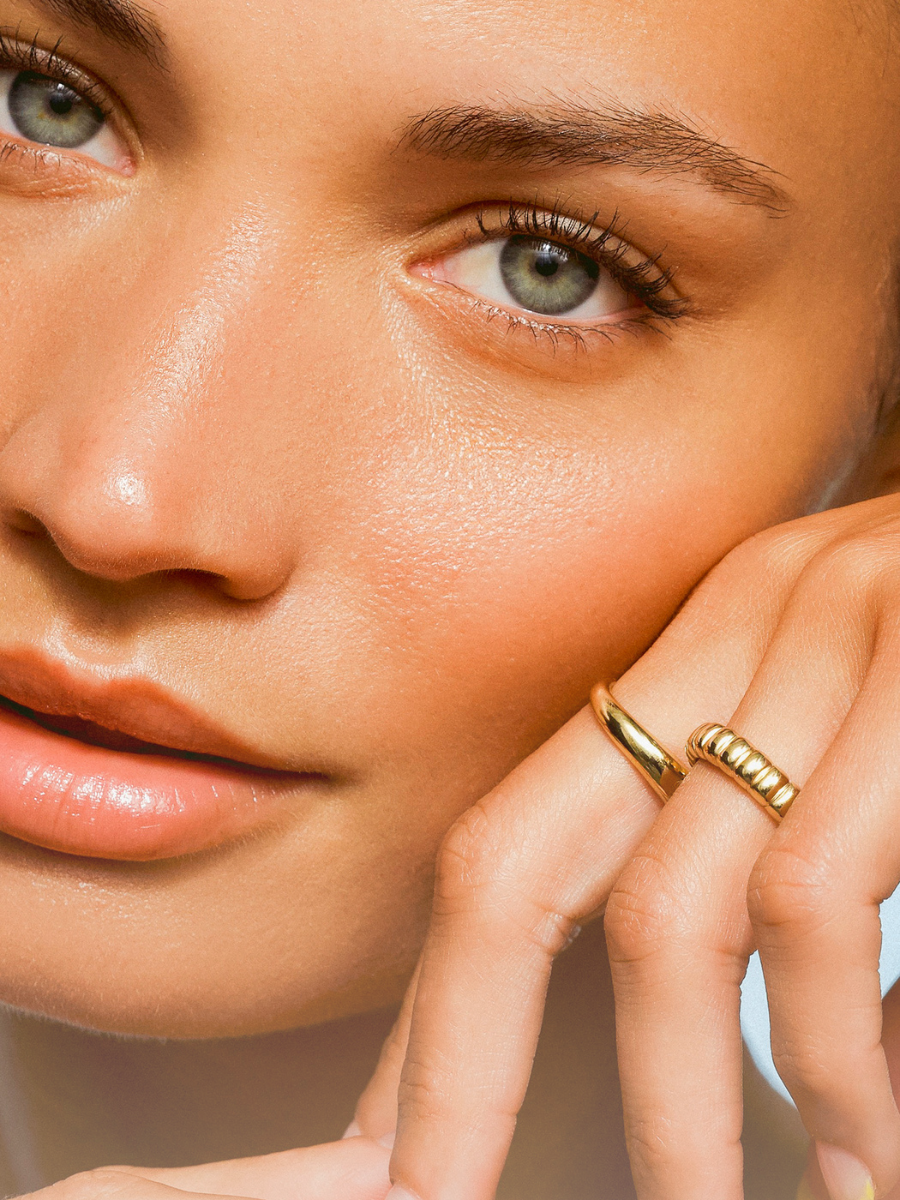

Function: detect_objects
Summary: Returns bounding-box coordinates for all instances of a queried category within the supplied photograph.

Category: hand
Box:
[348,493,900,1200]
[22,1139,392,1200]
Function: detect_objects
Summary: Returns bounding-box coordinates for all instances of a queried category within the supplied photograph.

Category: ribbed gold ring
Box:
[686,724,799,822]
[590,683,688,802]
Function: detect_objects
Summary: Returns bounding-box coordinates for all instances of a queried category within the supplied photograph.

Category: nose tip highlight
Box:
[106,469,150,510]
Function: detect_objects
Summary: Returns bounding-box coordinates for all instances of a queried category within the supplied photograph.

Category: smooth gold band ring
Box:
[590,683,687,802]
[590,683,799,823]
[686,723,799,822]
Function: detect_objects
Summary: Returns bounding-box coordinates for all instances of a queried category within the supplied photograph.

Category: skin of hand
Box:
[18,1141,393,1200]
[349,491,900,1200]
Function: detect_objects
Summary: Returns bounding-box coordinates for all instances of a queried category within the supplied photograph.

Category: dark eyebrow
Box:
[28,0,166,66]
[400,103,789,212]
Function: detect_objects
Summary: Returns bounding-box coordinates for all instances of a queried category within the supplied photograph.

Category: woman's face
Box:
[0,0,896,1036]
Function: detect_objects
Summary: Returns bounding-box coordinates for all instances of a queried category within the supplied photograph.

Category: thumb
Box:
[134,1139,392,1200]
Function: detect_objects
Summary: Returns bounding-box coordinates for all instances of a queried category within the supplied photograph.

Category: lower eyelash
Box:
[469,295,672,355]
[0,137,83,171]
[0,138,54,168]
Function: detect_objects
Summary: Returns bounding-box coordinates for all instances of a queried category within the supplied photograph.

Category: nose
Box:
[0,205,299,602]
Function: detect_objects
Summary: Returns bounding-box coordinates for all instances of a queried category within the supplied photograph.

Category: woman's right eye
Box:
[0,68,128,170]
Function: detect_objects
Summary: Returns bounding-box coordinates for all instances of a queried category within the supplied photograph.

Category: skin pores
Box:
[0,0,895,1036]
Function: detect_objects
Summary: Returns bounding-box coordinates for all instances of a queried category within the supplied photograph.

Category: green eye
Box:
[430,223,636,323]
[0,62,129,170]
[5,70,104,149]
[499,236,601,316]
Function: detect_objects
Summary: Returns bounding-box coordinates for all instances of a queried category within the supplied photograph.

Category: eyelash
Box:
[0,30,114,170]
[0,31,111,114]
[469,201,688,344]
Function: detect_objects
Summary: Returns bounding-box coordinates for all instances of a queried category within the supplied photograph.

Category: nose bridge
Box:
[143,201,272,414]
[0,199,300,598]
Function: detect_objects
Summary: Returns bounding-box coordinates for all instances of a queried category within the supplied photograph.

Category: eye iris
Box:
[499,235,600,315]
[7,71,103,149]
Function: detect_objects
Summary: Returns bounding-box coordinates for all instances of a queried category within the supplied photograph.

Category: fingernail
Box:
[816,1144,875,1200]
[342,1120,361,1139]
[377,1130,396,1149]
[385,1188,419,1200]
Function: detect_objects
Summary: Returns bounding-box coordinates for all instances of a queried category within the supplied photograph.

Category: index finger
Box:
[385,703,659,1200]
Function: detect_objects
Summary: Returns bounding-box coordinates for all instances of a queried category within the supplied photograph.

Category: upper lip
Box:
[0,647,299,773]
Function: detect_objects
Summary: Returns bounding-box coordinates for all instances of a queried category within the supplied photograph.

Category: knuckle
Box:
[625,1126,674,1177]
[397,1056,450,1125]
[716,524,806,584]
[769,1042,834,1097]
[397,1054,465,1126]
[626,1122,742,1192]
[675,524,808,629]
[605,855,684,966]
[748,845,834,942]
[398,1054,518,1138]
[435,805,575,957]
[42,1170,143,1200]
[437,801,506,897]
[805,530,898,597]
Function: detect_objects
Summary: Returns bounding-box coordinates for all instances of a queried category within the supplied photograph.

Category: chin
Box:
[0,965,411,1041]
[0,830,421,1039]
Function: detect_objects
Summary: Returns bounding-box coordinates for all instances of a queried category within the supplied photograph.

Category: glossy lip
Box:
[0,648,319,862]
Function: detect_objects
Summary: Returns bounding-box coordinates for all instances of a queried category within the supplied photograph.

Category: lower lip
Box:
[0,703,299,861]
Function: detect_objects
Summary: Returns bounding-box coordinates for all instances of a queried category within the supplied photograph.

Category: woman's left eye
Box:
[430,234,635,320]
[0,69,127,169]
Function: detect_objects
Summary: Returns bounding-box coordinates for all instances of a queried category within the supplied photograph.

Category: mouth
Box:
[0,649,321,862]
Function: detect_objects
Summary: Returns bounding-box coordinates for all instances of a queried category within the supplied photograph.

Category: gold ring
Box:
[686,724,799,822]
[590,683,688,802]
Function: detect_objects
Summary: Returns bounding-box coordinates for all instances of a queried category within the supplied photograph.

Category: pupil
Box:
[534,253,560,278]
[49,90,74,116]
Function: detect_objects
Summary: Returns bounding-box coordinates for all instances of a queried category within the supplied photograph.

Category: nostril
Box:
[166,567,240,597]
[8,511,49,538]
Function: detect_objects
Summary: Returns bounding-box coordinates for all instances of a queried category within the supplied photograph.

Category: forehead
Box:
[154,0,889,199]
